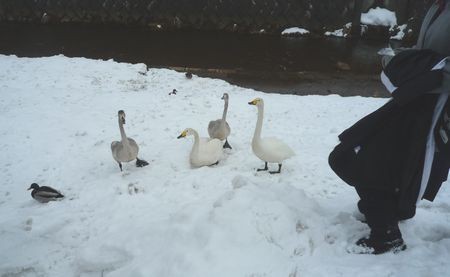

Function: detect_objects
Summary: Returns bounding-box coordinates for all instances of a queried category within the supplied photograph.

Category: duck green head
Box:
[28,183,39,190]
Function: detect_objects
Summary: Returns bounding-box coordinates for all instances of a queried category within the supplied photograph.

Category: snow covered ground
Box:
[1,55,450,277]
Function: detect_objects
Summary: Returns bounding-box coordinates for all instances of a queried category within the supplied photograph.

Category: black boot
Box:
[357,199,367,215]
[356,225,406,254]
[356,200,368,223]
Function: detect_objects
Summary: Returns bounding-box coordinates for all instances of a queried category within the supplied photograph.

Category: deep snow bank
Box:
[0,55,449,277]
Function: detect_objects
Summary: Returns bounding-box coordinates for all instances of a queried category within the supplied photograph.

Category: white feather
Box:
[180,128,223,167]
[250,98,295,166]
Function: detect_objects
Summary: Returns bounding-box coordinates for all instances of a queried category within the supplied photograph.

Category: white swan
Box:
[177,128,223,167]
[111,110,149,171]
[208,93,232,149]
[248,98,295,174]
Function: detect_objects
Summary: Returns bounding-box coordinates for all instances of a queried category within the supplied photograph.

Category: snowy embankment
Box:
[281,27,310,36]
[360,7,397,27]
[325,7,408,40]
[1,55,450,276]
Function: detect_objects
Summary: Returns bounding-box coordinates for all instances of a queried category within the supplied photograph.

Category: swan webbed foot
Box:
[118,162,123,171]
[257,162,269,172]
[269,164,282,174]
[223,140,232,149]
[136,158,149,167]
[210,161,219,166]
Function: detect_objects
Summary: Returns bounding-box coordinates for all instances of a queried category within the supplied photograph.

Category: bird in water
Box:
[27,183,64,203]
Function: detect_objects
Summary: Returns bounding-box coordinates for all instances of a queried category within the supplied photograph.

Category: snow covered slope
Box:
[0,55,449,277]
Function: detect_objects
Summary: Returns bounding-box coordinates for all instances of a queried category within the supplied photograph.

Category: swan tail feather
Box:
[136,158,149,167]
[223,139,232,149]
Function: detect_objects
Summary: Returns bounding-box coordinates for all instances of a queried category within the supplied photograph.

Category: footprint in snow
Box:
[128,182,144,195]
[23,218,33,231]
[77,246,132,275]
[421,227,450,242]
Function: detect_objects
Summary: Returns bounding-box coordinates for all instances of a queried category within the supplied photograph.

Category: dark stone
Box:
[0,0,433,38]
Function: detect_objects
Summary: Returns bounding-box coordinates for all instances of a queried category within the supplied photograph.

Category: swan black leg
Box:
[257,162,269,172]
[269,164,282,174]
[210,161,219,166]
[223,139,232,149]
[118,162,123,171]
[136,158,149,167]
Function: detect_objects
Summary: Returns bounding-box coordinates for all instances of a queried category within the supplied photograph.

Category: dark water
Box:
[0,22,392,96]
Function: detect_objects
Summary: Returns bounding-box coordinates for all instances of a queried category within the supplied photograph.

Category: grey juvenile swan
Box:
[111,110,148,171]
[208,93,232,149]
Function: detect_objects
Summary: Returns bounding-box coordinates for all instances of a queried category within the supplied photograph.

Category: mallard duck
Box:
[111,110,149,171]
[208,93,232,149]
[177,128,223,167]
[248,98,295,174]
[27,183,64,203]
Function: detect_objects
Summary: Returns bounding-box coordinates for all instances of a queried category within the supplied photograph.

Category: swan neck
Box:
[221,100,228,123]
[119,119,129,145]
[253,104,263,141]
[191,130,200,154]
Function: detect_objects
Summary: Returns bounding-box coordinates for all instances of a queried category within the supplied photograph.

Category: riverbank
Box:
[1,22,389,97]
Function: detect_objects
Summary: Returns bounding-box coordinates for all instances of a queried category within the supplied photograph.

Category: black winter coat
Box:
[329,1,450,217]
[329,94,441,216]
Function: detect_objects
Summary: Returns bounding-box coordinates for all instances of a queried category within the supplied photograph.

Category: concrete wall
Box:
[0,0,433,36]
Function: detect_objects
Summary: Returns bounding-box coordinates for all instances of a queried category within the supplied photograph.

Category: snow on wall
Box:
[361,7,397,27]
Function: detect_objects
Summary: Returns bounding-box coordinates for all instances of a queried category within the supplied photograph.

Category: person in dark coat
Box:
[328,0,450,254]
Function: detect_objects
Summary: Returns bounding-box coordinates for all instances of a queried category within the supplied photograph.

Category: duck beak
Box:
[177,131,187,139]
[27,186,32,190]
[122,118,126,124]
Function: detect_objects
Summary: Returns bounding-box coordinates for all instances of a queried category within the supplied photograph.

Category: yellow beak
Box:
[248,99,258,105]
[177,130,187,139]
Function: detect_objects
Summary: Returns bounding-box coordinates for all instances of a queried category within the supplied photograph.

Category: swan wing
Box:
[126,138,139,160]
[127,138,139,150]
[194,138,223,165]
[205,138,223,155]
[208,119,221,138]
[224,121,231,137]
[208,119,230,140]
[111,139,139,162]
[258,137,295,161]
[262,137,295,156]
[111,141,122,161]
[111,141,120,150]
